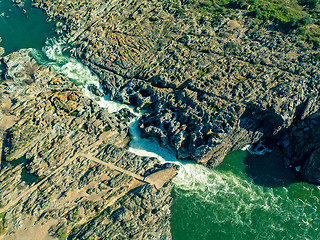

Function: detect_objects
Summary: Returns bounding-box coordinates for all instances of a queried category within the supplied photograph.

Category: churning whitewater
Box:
[29,39,320,240]
[29,38,202,181]
[29,38,226,190]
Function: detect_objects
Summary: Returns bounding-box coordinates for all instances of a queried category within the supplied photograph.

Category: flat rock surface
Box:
[0,50,176,239]
[33,0,320,183]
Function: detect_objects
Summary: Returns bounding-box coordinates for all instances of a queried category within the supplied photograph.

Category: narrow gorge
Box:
[1,0,320,239]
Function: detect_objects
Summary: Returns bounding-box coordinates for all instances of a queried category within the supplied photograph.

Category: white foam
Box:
[30,39,135,116]
[30,38,259,195]
[28,37,320,239]
[241,145,251,151]
[29,38,100,88]
[35,39,229,194]
[42,38,65,62]
[128,120,178,163]
[247,141,272,155]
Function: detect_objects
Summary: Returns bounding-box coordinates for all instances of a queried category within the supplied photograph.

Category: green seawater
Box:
[0,0,55,54]
[1,3,320,239]
[0,0,55,185]
[171,150,320,240]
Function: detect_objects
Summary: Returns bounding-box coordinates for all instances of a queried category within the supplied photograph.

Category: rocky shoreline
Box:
[0,50,177,239]
[32,0,320,183]
[1,0,320,239]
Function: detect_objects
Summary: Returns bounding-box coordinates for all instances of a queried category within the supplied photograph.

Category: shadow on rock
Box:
[244,142,299,188]
[240,103,285,138]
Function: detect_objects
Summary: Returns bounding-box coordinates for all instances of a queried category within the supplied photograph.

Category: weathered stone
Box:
[87,83,104,97]
[30,0,320,184]
[302,148,320,184]
[0,47,4,57]
[0,50,176,239]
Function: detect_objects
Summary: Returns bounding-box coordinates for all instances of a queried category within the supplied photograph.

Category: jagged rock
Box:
[32,0,320,182]
[0,50,176,239]
[302,148,320,184]
[87,83,104,97]
[31,0,320,176]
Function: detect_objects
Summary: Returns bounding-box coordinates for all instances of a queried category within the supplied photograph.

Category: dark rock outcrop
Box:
[32,0,320,181]
[0,50,176,239]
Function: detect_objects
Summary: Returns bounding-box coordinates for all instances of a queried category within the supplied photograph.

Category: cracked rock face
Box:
[33,0,320,182]
[0,50,176,239]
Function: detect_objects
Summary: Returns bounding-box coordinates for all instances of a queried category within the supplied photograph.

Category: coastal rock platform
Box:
[0,50,176,239]
[33,0,320,183]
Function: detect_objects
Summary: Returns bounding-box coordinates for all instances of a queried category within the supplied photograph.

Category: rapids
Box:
[29,39,320,240]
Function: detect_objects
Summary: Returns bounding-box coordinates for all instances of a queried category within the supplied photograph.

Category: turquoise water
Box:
[1,155,28,168]
[2,156,40,185]
[21,167,40,185]
[171,150,320,240]
[0,0,55,54]
[1,4,320,239]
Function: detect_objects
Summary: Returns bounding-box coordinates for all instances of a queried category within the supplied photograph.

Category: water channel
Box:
[1,2,320,239]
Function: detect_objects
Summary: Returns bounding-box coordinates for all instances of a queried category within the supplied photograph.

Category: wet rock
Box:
[12,0,24,7]
[87,83,104,97]
[0,47,4,57]
[33,0,320,180]
[302,148,320,184]
[0,50,176,240]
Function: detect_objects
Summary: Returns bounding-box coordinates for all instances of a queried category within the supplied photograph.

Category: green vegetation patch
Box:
[173,4,187,15]
[212,0,308,28]
[81,123,88,130]
[250,1,307,28]
[0,212,6,219]
[57,229,68,240]
[194,0,232,19]
[192,0,320,47]
[198,70,207,76]
[0,212,6,235]
[69,110,78,117]
[103,125,111,132]
[298,23,320,47]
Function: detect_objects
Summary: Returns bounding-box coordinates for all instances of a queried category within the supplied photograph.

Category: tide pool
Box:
[32,39,320,240]
[1,4,319,238]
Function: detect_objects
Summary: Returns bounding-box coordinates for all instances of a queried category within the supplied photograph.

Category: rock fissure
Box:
[2,0,320,238]
[0,50,176,239]
[34,0,320,183]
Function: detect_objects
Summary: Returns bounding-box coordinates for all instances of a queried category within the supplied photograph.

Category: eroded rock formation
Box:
[0,50,176,239]
[32,0,320,182]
